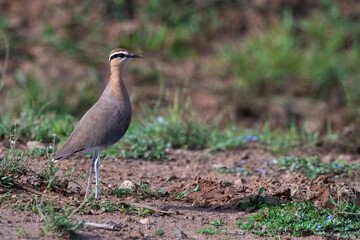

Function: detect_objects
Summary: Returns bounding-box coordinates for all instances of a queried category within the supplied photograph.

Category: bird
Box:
[52,48,142,199]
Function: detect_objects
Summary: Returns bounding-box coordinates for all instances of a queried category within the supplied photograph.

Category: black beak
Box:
[130,53,143,58]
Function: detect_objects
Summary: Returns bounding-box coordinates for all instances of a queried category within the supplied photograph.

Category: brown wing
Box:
[52,97,131,161]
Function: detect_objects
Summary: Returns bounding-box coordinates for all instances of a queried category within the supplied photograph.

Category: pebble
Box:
[140,218,149,224]
[175,229,188,239]
[120,180,136,189]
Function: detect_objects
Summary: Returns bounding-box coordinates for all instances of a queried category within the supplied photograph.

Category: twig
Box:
[336,211,360,216]
[100,180,113,191]
[84,222,121,231]
[14,183,43,196]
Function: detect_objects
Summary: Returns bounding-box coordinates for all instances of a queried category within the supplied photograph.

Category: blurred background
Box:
[0,0,360,153]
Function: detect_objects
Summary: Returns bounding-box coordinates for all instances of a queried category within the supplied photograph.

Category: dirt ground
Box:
[0,147,359,240]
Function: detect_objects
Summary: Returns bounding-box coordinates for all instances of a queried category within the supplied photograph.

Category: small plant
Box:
[175,184,200,199]
[37,201,84,238]
[33,159,64,191]
[155,229,164,236]
[0,133,29,187]
[111,182,164,199]
[84,199,120,213]
[196,226,222,235]
[239,187,274,211]
[0,189,12,202]
[83,198,155,216]
[111,187,133,198]
[13,197,38,212]
[210,219,223,226]
[16,227,25,235]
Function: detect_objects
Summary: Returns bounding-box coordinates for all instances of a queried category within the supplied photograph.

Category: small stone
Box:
[140,218,149,224]
[175,229,188,239]
[234,178,247,186]
[120,180,136,189]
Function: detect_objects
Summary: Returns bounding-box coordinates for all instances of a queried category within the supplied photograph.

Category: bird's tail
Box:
[52,147,84,163]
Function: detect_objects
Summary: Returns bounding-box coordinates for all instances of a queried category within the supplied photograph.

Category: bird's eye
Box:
[119,53,125,58]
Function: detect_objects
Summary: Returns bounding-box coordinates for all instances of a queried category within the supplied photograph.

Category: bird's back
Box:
[53,94,132,161]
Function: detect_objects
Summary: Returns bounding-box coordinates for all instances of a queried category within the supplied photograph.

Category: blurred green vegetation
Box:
[118,0,219,59]
[0,0,359,154]
[221,3,360,120]
[273,155,360,179]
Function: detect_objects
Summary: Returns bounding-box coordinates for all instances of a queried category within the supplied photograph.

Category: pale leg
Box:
[95,151,102,199]
[85,151,97,200]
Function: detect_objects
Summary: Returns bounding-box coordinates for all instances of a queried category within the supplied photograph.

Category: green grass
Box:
[82,198,155,216]
[0,133,29,187]
[104,114,319,159]
[175,184,200,199]
[196,226,223,235]
[37,0,220,61]
[197,219,228,236]
[16,227,25,235]
[155,229,164,236]
[221,2,360,120]
[13,196,39,212]
[0,74,76,141]
[238,200,360,238]
[0,189,12,203]
[37,201,84,238]
[1,88,321,160]
[0,73,320,160]
[118,0,219,59]
[210,219,223,226]
[32,159,65,191]
[273,156,360,179]
[238,187,276,211]
[0,133,77,192]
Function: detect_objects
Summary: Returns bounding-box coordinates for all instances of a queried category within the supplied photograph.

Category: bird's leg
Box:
[95,151,102,199]
[85,151,97,200]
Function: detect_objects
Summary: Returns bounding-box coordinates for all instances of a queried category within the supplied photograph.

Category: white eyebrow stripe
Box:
[109,51,129,61]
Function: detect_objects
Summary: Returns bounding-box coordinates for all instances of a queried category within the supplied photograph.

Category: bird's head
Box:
[108,48,143,67]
